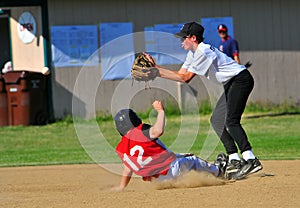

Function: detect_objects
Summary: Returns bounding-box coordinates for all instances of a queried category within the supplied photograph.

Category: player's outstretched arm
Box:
[112,165,132,191]
[143,53,195,83]
[149,100,165,138]
[156,65,195,83]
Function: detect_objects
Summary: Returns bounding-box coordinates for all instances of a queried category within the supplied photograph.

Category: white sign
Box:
[17,12,37,44]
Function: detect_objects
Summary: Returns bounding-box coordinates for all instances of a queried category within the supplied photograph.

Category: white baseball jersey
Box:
[182,42,246,84]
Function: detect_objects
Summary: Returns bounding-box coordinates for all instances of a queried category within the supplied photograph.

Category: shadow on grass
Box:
[245,112,300,119]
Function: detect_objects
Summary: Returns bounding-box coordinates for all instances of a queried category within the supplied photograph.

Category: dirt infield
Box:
[1,160,299,208]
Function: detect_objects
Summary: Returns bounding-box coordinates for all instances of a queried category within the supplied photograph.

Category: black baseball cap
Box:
[175,22,204,38]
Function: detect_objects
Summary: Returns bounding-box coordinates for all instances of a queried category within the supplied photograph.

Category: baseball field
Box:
[1,113,300,207]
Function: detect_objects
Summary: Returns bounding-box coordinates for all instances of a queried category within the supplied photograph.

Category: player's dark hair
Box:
[114,109,142,136]
[175,22,204,44]
[187,24,204,43]
[194,35,204,43]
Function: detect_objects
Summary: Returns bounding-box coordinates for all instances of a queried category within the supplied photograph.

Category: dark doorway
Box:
[0,10,11,71]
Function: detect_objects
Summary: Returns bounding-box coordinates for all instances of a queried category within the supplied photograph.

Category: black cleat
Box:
[225,159,246,180]
[246,158,263,174]
[214,153,228,179]
[232,158,263,180]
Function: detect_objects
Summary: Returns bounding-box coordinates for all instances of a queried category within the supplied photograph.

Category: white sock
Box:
[242,150,256,161]
[228,153,241,162]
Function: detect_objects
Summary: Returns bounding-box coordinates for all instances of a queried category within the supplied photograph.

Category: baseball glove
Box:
[244,61,252,69]
[131,53,158,82]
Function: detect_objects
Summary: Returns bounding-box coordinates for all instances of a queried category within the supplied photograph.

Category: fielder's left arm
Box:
[143,53,195,83]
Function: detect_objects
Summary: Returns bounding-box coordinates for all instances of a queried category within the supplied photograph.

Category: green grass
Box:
[0,121,92,166]
[0,113,299,167]
[158,113,300,161]
[243,114,300,159]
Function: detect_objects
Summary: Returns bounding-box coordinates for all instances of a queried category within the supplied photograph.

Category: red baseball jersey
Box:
[116,124,176,177]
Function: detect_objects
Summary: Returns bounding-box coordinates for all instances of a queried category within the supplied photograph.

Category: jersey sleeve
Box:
[141,124,152,139]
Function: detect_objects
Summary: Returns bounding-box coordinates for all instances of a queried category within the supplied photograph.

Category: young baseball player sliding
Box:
[112,100,227,191]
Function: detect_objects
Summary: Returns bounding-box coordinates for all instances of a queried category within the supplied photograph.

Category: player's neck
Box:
[192,42,199,52]
[222,35,230,41]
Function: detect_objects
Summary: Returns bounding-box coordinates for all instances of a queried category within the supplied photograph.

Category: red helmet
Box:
[217,24,228,32]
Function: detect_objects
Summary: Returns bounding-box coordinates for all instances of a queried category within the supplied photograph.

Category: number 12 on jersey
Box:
[123,145,153,171]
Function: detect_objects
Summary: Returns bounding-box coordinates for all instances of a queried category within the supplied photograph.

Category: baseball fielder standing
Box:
[144,22,262,179]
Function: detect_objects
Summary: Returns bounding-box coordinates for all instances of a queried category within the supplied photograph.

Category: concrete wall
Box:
[47,0,300,118]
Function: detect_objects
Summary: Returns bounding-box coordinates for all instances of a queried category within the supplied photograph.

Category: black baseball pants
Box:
[210,69,254,154]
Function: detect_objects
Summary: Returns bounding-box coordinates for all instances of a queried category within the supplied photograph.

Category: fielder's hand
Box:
[131,53,158,82]
[244,61,252,69]
[142,52,156,66]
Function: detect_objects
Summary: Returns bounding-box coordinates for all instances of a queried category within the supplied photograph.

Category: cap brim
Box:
[174,31,187,38]
[218,29,227,32]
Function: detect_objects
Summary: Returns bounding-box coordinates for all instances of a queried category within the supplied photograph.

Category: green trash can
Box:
[3,71,49,126]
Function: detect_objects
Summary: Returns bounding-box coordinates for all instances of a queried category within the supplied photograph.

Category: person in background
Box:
[217,24,241,64]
